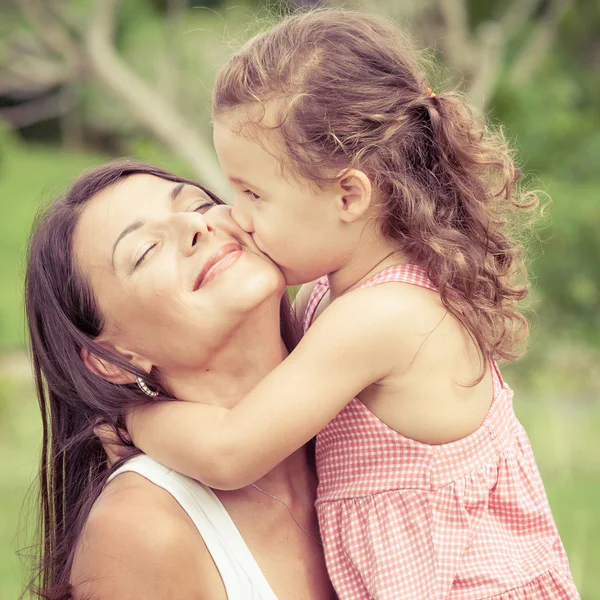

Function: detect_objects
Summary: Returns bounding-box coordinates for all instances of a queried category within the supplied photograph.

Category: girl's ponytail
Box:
[382,89,535,369]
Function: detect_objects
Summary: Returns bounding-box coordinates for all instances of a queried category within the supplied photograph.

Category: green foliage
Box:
[531,179,600,344]
[489,1,600,350]
[494,72,600,182]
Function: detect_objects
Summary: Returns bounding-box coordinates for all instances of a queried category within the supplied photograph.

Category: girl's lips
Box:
[193,243,242,291]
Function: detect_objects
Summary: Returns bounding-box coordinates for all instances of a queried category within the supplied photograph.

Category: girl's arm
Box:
[128,286,415,489]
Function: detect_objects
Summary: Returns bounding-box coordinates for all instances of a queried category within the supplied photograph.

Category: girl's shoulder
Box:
[303,280,447,374]
[343,276,446,336]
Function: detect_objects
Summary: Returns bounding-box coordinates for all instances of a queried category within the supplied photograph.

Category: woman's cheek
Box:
[147,256,180,298]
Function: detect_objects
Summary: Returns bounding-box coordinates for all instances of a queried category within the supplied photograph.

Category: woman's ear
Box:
[334,169,373,223]
[81,341,152,385]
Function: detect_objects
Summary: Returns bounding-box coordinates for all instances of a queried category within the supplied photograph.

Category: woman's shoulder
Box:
[71,471,225,599]
[85,470,195,541]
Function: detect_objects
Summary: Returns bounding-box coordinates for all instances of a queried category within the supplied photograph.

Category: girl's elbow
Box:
[207,473,251,491]
[199,444,255,490]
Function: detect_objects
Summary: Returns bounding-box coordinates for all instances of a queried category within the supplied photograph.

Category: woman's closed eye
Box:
[130,201,215,272]
[132,242,158,271]
[191,200,216,213]
[242,189,260,200]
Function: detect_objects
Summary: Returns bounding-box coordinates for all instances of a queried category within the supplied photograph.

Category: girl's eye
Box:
[133,243,157,270]
[242,189,260,200]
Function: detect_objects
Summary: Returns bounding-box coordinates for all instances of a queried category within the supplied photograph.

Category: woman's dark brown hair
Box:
[214,9,537,369]
[23,160,299,599]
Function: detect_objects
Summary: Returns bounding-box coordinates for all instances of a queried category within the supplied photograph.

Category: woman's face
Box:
[73,174,285,372]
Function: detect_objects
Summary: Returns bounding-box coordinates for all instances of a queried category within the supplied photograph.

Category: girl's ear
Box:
[334,169,373,223]
[81,341,152,386]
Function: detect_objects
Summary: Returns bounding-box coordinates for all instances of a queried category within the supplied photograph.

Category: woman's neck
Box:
[159,305,314,499]
[162,305,287,408]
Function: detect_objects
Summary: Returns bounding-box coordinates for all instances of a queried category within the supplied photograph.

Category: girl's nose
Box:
[231,198,255,234]
[204,204,252,245]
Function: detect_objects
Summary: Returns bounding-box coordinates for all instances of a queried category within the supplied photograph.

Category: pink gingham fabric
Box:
[303,265,579,600]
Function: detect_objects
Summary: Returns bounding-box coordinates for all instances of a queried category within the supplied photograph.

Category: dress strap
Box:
[359,265,507,399]
[303,265,436,332]
[358,264,437,292]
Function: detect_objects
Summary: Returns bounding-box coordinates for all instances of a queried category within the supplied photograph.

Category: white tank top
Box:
[108,454,278,600]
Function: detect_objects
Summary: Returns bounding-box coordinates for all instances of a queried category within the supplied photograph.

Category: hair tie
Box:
[426,87,436,98]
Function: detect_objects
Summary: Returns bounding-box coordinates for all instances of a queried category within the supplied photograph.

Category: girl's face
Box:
[214,115,357,285]
[74,174,285,372]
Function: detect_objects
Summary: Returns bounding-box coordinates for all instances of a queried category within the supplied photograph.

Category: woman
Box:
[25,160,334,599]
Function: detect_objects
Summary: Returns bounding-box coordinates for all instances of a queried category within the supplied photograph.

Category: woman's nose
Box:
[174,212,212,256]
[231,198,254,234]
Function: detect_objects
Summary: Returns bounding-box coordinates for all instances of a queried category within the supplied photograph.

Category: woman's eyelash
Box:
[242,189,260,200]
[193,202,215,212]
[133,243,157,269]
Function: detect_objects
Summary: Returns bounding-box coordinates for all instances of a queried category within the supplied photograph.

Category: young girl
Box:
[127,10,578,599]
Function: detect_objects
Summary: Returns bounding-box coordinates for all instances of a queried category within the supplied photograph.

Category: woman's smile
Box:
[194,242,243,291]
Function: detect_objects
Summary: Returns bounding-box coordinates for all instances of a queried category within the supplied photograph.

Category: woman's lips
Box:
[194,243,242,291]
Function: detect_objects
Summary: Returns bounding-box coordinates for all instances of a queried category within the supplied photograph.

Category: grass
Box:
[0,373,41,600]
[512,393,600,596]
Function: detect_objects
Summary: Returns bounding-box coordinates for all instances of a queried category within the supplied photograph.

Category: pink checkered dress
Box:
[303,264,578,600]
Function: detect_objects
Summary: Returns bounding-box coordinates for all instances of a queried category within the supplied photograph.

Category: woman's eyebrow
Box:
[170,182,186,202]
[111,183,200,271]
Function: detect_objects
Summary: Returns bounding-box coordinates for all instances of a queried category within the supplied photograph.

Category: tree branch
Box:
[13,0,81,69]
[499,0,541,37]
[445,0,547,109]
[437,0,473,72]
[86,0,229,197]
[157,0,187,105]
[3,52,70,89]
[0,88,75,128]
[509,0,575,85]
[467,21,504,108]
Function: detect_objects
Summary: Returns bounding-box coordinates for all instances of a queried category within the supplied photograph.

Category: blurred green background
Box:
[0,0,598,598]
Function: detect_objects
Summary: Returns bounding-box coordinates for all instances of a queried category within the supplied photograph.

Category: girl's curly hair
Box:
[214,9,537,370]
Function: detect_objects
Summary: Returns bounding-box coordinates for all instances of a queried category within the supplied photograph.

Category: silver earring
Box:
[136,376,159,398]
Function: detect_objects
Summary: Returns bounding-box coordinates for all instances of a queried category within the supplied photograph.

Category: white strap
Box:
[109,455,278,600]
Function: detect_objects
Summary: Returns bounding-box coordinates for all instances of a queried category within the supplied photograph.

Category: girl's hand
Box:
[94,422,129,467]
